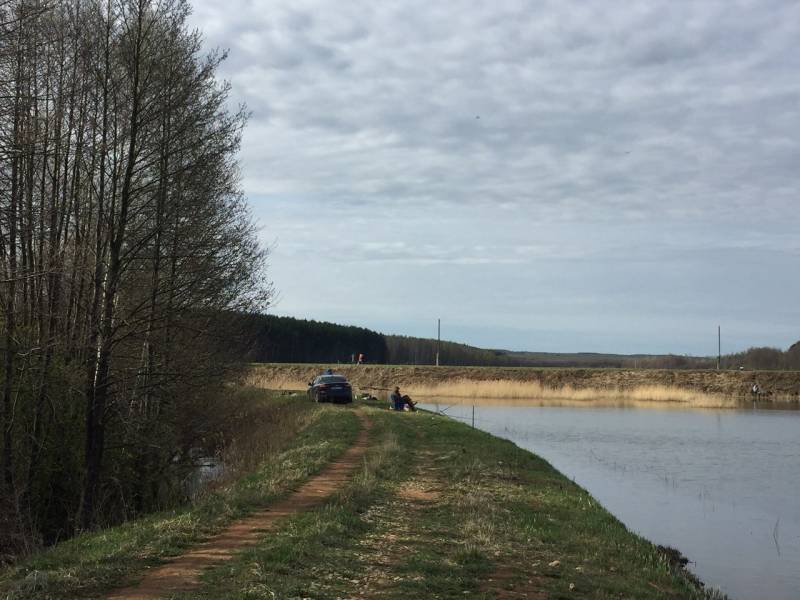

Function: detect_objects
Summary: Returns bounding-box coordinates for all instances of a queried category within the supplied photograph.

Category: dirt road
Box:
[107,411,372,600]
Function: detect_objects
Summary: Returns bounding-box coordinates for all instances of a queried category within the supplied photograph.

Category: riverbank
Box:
[428,401,800,599]
[0,390,719,599]
[246,363,800,406]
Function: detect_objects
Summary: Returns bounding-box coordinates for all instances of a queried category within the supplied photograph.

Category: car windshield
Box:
[318,376,347,384]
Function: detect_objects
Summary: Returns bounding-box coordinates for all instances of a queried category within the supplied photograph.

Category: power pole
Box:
[717,325,721,370]
[436,318,441,366]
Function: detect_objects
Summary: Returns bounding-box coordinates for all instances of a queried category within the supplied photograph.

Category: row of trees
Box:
[384,341,800,370]
[385,335,519,366]
[613,345,800,370]
[238,316,541,367]
[240,316,800,371]
[719,343,800,371]
[240,314,388,364]
[0,0,266,555]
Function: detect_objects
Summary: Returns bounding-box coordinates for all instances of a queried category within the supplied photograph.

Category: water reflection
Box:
[418,395,800,411]
[184,454,225,497]
[419,401,800,600]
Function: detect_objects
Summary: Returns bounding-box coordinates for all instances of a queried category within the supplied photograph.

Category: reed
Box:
[242,366,752,408]
[403,378,733,408]
[242,369,309,392]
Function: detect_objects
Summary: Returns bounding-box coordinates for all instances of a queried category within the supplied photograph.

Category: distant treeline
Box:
[720,343,800,371]
[628,343,800,371]
[238,315,800,371]
[238,314,388,363]
[237,314,533,366]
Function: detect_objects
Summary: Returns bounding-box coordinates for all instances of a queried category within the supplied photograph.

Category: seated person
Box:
[389,386,416,411]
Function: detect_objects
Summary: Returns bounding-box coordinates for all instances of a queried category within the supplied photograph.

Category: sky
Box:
[188,0,800,355]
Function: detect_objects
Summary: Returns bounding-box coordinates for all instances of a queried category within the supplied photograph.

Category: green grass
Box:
[0,393,359,600]
[172,403,719,599]
[1,396,722,599]
[174,414,413,599]
[414,417,718,599]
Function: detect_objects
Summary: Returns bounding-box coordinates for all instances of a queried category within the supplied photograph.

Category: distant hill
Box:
[493,350,708,369]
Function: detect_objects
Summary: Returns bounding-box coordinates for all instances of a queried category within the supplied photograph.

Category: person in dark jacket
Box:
[389,386,416,411]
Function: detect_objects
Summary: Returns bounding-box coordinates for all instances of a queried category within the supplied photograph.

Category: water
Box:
[419,401,800,600]
[184,452,225,497]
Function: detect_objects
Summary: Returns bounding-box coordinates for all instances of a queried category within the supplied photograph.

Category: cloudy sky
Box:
[189,0,800,355]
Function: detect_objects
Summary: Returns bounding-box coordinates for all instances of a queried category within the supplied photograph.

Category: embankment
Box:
[1,399,714,598]
[246,363,800,405]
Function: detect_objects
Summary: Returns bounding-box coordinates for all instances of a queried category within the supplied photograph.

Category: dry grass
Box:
[404,378,734,408]
[348,431,400,499]
[245,363,800,404]
[241,365,762,408]
[242,369,309,391]
[197,387,318,496]
[454,461,502,552]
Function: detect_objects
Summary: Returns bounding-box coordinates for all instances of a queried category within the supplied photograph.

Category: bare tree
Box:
[0,0,268,550]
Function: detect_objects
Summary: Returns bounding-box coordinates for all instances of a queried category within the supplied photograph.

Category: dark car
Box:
[307,374,353,404]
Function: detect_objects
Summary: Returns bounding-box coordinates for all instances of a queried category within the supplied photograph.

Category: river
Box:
[418,401,800,600]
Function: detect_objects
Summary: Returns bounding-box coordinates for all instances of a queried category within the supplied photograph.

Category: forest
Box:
[235,314,530,366]
[237,313,388,364]
[0,0,267,558]
[237,314,800,371]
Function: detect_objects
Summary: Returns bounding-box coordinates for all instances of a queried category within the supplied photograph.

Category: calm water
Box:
[419,402,800,600]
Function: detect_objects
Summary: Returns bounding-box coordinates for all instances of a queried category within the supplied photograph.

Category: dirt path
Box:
[348,453,443,599]
[107,411,372,600]
[348,448,547,600]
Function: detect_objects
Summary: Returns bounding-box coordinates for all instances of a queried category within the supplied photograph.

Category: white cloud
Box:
[191,0,800,353]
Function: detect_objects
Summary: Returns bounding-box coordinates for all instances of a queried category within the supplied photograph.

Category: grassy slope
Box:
[0,396,359,600]
[177,403,719,599]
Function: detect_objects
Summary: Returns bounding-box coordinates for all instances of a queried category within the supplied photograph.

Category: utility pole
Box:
[717,325,721,370]
[436,318,441,366]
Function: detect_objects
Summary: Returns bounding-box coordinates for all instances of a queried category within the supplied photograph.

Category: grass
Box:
[243,369,732,408]
[174,402,721,599]
[1,392,725,599]
[242,369,310,392]
[175,415,413,600]
[404,379,734,408]
[0,390,359,600]
[246,363,800,405]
